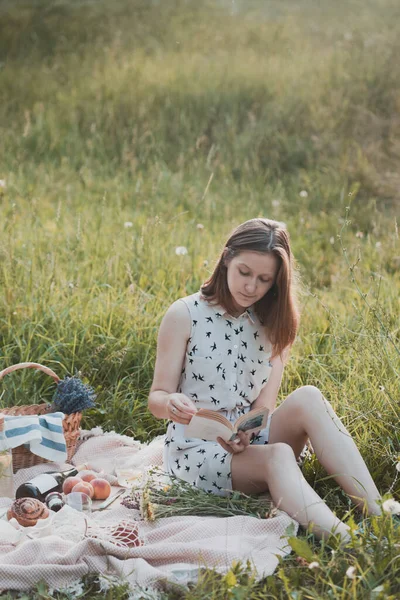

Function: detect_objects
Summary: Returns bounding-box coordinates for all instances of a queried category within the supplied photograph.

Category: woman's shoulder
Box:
[164,291,201,320]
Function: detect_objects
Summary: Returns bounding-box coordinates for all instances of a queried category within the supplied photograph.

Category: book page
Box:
[185,414,234,442]
[229,407,269,441]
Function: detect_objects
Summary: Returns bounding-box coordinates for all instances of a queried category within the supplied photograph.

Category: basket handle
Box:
[0,363,61,384]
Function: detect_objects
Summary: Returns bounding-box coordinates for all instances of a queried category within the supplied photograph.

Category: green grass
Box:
[0,0,399,597]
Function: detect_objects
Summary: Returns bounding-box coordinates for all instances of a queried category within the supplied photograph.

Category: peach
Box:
[72,481,94,499]
[91,478,111,500]
[62,476,82,495]
[79,470,97,483]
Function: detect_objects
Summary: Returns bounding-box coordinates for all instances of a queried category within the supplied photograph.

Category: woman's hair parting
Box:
[201,218,300,358]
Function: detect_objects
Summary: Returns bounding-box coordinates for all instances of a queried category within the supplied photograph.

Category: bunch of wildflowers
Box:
[122,469,276,522]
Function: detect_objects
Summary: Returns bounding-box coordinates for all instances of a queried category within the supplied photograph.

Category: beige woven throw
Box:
[0,429,298,593]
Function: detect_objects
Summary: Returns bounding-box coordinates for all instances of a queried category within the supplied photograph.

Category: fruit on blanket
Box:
[62,476,82,495]
[91,478,111,500]
[72,481,94,499]
[79,470,97,483]
[7,497,49,527]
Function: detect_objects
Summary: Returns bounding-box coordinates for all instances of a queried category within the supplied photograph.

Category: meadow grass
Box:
[0,0,399,597]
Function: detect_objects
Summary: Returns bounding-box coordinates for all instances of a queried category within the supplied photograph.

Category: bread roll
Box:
[7,497,49,527]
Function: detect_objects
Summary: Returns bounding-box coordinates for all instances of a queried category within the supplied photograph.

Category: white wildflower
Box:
[379,385,385,392]
[330,236,335,244]
[396,462,400,473]
[272,199,281,208]
[382,498,400,515]
[175,246,188,256]
[346,566,356,579]
[308,561,319,570]
[371,585,385,594]
[57,580,85,595]
[299,190,308,198]
[355,231,364,238]
[124,221,133,228]
[375,241,382,249]
[68,282,74,289]
[0,179,6,189]
[196,223,204,230]
[98,574,121,592]
[128,586,163,600]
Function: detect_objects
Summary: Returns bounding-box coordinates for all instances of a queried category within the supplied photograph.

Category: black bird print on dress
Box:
[163,291,273,498]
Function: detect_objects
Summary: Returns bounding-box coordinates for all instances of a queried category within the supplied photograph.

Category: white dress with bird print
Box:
[163,290,273,496]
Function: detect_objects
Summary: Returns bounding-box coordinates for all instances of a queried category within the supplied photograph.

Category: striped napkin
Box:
[1,412,67,462]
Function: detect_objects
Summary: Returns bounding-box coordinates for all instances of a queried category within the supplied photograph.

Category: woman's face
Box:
[224,250,279,315]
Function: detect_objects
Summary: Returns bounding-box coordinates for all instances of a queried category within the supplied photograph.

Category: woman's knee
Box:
[266,442,296,469]
[289,385,326,414]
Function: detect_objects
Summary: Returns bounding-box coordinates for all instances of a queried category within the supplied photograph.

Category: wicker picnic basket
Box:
[0,362,82,472]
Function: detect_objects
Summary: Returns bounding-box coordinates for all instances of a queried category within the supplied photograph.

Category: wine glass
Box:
[64,492,92,514]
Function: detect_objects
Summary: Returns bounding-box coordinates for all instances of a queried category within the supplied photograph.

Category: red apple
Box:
[62,476,82,495]
[91,478,111,500]
[72,481,94,499]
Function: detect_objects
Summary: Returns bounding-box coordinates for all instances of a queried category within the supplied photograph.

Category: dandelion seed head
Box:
[299,190,308,198]
[346,566,356,579]
[124,221,133,229]
[330,237,335,244]
[382,498,400,515]
[196,223,204,230]
[375,241,382,249]
[175,246,188,256]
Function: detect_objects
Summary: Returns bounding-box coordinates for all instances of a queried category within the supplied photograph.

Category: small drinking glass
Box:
[64,492,92,514]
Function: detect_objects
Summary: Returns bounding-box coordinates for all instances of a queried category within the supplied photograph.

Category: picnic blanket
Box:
[0,428,298,594]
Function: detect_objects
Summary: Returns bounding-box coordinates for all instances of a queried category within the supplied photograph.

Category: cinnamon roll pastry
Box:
[7,497,50,527]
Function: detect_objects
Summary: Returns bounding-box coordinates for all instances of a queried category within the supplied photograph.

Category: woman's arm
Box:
[148,299,197,423]
[251,347,290,413]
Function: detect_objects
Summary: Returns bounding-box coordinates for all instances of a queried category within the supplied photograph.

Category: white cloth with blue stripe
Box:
[2,412,67,462]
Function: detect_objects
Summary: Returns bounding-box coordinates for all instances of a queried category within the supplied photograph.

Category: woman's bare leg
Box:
[231,443,351,541]
[268,385,382,516]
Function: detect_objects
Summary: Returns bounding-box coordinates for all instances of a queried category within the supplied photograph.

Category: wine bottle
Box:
[15,463,88,501]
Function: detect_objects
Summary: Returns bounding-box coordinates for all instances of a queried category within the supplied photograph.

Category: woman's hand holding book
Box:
[167,393,198,424]
[217,431,252,454]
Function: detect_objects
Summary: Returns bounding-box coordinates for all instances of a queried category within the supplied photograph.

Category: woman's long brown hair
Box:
[200,218,300,358]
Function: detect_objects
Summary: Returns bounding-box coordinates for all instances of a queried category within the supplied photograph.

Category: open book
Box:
[184,406,269,443]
